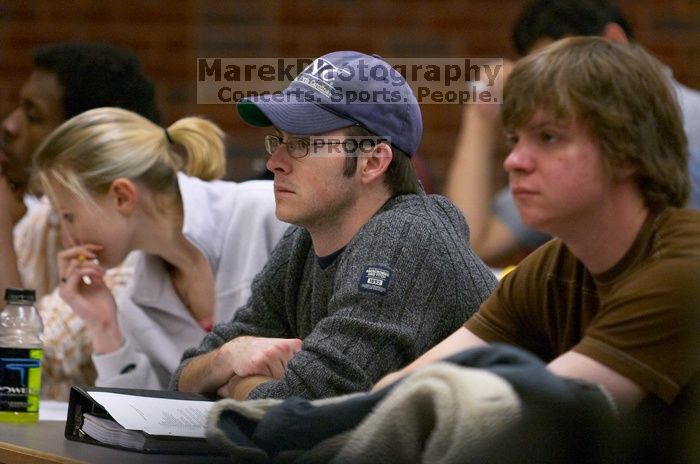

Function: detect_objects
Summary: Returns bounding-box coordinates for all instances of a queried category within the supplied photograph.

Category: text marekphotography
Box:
[197,58,504,105]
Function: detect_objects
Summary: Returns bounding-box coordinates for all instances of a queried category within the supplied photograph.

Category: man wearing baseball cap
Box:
[172,51,497,400]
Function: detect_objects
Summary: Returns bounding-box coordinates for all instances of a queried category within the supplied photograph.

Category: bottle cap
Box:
[4,288,36,303]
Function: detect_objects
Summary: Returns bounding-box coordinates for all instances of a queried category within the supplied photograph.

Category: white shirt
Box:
[92,174,288,389]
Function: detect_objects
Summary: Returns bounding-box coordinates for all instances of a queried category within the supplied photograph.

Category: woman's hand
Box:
[57,244,123,354]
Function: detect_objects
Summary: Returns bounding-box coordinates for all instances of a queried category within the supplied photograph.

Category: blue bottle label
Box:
[0,347,43,413]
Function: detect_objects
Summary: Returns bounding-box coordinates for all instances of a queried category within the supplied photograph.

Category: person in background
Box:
[0,42,162,398]
[1,42,161,297]
[33,107,288,390]
[376,38,699,459]
[172,51,497,401]
[444,0,700,267]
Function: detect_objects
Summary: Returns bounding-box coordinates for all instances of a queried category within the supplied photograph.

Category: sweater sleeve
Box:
[248,195,498,399]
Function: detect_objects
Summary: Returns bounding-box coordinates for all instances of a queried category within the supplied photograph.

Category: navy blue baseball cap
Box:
[237,51,422,157]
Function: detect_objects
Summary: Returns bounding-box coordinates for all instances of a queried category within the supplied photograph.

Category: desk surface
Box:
[0,421,231,464]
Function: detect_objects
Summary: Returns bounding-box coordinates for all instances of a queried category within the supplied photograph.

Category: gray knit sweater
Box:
[171,193,497,399]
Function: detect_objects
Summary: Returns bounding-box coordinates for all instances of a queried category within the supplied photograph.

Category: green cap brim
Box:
[237,100,272,127]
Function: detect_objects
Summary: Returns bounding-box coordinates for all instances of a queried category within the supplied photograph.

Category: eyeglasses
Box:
[265,132,388,159]
[264,135,311,159]
[265,134,358,159]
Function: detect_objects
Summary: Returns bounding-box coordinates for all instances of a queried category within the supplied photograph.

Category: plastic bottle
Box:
[0,288,44,423]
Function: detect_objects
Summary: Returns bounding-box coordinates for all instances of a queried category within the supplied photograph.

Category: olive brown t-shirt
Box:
[465,207,700,404]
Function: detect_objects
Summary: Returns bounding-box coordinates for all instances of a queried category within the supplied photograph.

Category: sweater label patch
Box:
[358,266,392,296]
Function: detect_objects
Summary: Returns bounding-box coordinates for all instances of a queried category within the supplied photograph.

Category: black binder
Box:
[65,385,227,455]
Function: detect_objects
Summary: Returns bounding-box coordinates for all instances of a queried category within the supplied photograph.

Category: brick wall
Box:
[1,0,698,186]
